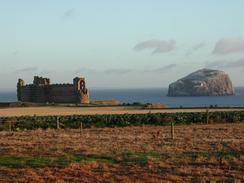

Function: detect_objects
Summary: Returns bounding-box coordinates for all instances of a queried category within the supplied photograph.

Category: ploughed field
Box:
[0,123,243,182]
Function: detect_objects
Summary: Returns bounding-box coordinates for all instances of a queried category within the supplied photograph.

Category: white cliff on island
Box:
[168,69,234,96]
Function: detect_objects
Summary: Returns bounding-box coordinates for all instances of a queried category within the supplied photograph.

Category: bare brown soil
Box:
[0,123,243,182]
[0,106,244,117]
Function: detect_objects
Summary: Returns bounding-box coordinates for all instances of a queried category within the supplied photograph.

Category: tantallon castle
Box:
[17,76,89,104]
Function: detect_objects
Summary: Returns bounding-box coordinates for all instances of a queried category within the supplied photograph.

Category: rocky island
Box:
[168,69,234,96]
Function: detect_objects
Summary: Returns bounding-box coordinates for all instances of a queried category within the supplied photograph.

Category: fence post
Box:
[8,121,12,132]
[206,108,209,124]
[33,115,37,129]
[56,116,60,129]
[171,121,175,140]
[80,122,83,136]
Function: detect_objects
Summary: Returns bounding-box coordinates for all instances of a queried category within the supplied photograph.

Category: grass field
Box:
[0,123,243,182]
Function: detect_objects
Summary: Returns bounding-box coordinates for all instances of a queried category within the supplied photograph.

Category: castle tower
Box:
[17,79,25,101]
[33,76,50,86]
[73,77,89,104]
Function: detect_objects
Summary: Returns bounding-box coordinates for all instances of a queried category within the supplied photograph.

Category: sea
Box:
[1,87,244,108]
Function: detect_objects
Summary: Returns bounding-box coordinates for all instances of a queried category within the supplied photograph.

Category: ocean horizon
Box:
[0,87,244,108]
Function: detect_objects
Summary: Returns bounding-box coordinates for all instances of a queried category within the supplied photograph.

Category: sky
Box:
[1,0,244,90]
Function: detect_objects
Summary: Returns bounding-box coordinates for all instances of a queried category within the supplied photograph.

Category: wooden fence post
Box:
[8,121,12,132]
[171,121,175,140]
[206,108,210,124]
[80,122,83,136]
[56,116,60,129]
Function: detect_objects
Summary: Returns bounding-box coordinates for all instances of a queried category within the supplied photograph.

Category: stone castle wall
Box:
[17,76,89,104]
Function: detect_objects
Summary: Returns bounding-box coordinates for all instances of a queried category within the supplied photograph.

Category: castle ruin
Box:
[17,76,89,104]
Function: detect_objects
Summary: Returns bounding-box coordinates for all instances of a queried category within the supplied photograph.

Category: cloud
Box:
[134,39,176,55]
[144,64,177,73]
[16,67,38,73]
[186,42,206,56]
[62,8,76,19]
[212,38,244,55]
[154,64,177,72]
[206,58,244,68]
[105,69,131,74]
[75,68,131,75]
[75,65,177,75]
[74,68,96,74]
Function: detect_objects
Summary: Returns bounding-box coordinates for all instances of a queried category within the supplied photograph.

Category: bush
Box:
[0,111,243,131]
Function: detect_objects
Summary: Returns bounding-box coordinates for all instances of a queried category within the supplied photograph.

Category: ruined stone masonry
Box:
[17,76,89,104]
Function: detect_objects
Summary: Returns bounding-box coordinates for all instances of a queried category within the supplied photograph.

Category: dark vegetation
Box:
[0,111,244,131]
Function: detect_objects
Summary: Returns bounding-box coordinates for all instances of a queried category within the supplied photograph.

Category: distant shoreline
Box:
[1,87,244,107]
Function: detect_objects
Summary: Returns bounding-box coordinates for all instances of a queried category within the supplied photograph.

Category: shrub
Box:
[0,111,243,131]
